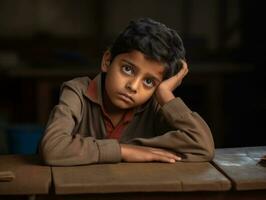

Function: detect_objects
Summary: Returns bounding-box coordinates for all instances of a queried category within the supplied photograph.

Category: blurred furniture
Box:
[1,67,99,124]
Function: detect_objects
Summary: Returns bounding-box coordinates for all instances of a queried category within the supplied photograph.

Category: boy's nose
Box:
[126,78,141,93]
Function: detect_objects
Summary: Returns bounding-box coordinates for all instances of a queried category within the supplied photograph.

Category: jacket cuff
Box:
[161,97,192,118]
[97,139,121,163]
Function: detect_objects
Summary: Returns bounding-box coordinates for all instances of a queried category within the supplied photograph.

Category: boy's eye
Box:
[143,78,155,88]
[122,65,134,75]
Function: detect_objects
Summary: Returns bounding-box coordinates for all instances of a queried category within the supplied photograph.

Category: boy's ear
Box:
[101,50,111,72]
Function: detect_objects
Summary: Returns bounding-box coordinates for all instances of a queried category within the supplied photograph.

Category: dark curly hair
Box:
[109,18,186,79]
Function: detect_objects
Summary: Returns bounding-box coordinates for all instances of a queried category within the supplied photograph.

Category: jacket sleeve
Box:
[130,97,215,162]
[39,84,121,166]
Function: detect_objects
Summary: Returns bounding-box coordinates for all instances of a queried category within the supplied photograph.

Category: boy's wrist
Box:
[155,89,175,106]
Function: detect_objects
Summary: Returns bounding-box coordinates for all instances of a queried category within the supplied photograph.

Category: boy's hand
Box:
[120,144,181,163]
[155,60,188,106]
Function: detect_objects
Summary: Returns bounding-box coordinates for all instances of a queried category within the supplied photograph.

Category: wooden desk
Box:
[213,146,266,191]
[44,162,231,200]
[0,155,51,196]
[0,148,266,200]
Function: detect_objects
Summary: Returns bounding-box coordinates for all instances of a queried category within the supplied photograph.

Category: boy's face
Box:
[101,50,165,111]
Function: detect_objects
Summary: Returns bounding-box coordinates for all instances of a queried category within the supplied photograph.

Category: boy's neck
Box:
[102,89,127,126]
[101,74,133,126]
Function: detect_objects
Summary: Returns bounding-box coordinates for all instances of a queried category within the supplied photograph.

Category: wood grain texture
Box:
[0,155,51,195]
[52,162,230,194]
[213,146,266,190]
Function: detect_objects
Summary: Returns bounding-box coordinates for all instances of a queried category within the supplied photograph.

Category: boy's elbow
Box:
[40,153,57,166]
[199,130,215,161]
[39,150,53,166]
[39,143,61,166]
[185,148,215,162]
[199,141,215,161]
[186,141,215,162]
[202,147,215,161]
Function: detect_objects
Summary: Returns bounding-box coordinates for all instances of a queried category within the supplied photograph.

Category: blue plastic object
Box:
[7,124,43,154]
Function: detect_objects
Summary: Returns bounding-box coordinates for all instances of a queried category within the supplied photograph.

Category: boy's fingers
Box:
[121,145,181,163]
[169,60,188,84]
[180,59,188,70]
[156,151,181,161]
[149,148,181,161]
[152,154,178,163]
[178,60,189,78]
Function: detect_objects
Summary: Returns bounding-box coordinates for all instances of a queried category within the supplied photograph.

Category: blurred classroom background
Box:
[0,0,265,154]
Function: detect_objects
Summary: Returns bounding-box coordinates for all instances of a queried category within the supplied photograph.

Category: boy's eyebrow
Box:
[121,59,163,83]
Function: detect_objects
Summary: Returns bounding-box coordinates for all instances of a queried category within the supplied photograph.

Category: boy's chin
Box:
[114,103,135,110]
[111,100,137,110]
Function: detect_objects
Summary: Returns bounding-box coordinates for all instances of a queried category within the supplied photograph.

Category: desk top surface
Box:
[214,146,266,190]
[0,155,51,195]
[52,162,230,194]
[1,146,265,195]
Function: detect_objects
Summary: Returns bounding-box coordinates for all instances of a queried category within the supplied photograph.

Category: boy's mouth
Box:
[117,92,134,103]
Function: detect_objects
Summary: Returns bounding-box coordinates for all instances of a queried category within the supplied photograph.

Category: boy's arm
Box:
[131,97,215,162]
[155,60,189,106]
[120,144,181,163]
[129,61,215,162]
[39,83,121,166]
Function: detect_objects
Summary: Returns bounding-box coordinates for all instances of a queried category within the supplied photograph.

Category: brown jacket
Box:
[39,74,214,166]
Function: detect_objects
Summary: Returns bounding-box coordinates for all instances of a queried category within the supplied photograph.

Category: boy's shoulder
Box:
[61,76,91,94]
[64,76,91,86]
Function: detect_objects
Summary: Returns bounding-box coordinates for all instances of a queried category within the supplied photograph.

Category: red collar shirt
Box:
[87,74,134,140]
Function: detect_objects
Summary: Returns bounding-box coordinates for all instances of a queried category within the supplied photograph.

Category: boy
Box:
[39,18,214,166]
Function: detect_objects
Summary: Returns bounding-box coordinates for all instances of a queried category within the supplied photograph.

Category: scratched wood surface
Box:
[0,155,51,195]
[52,162,230,194]
[213,146,266,190]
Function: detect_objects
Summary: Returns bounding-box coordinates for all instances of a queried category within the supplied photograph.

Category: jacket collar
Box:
[86,73,103,105]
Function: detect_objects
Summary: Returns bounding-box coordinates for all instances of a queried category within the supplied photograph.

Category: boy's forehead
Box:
[121,50,165,67]
[120,50,163,63]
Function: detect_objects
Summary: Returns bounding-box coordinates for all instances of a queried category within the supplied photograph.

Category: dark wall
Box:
[0,0,265,150]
